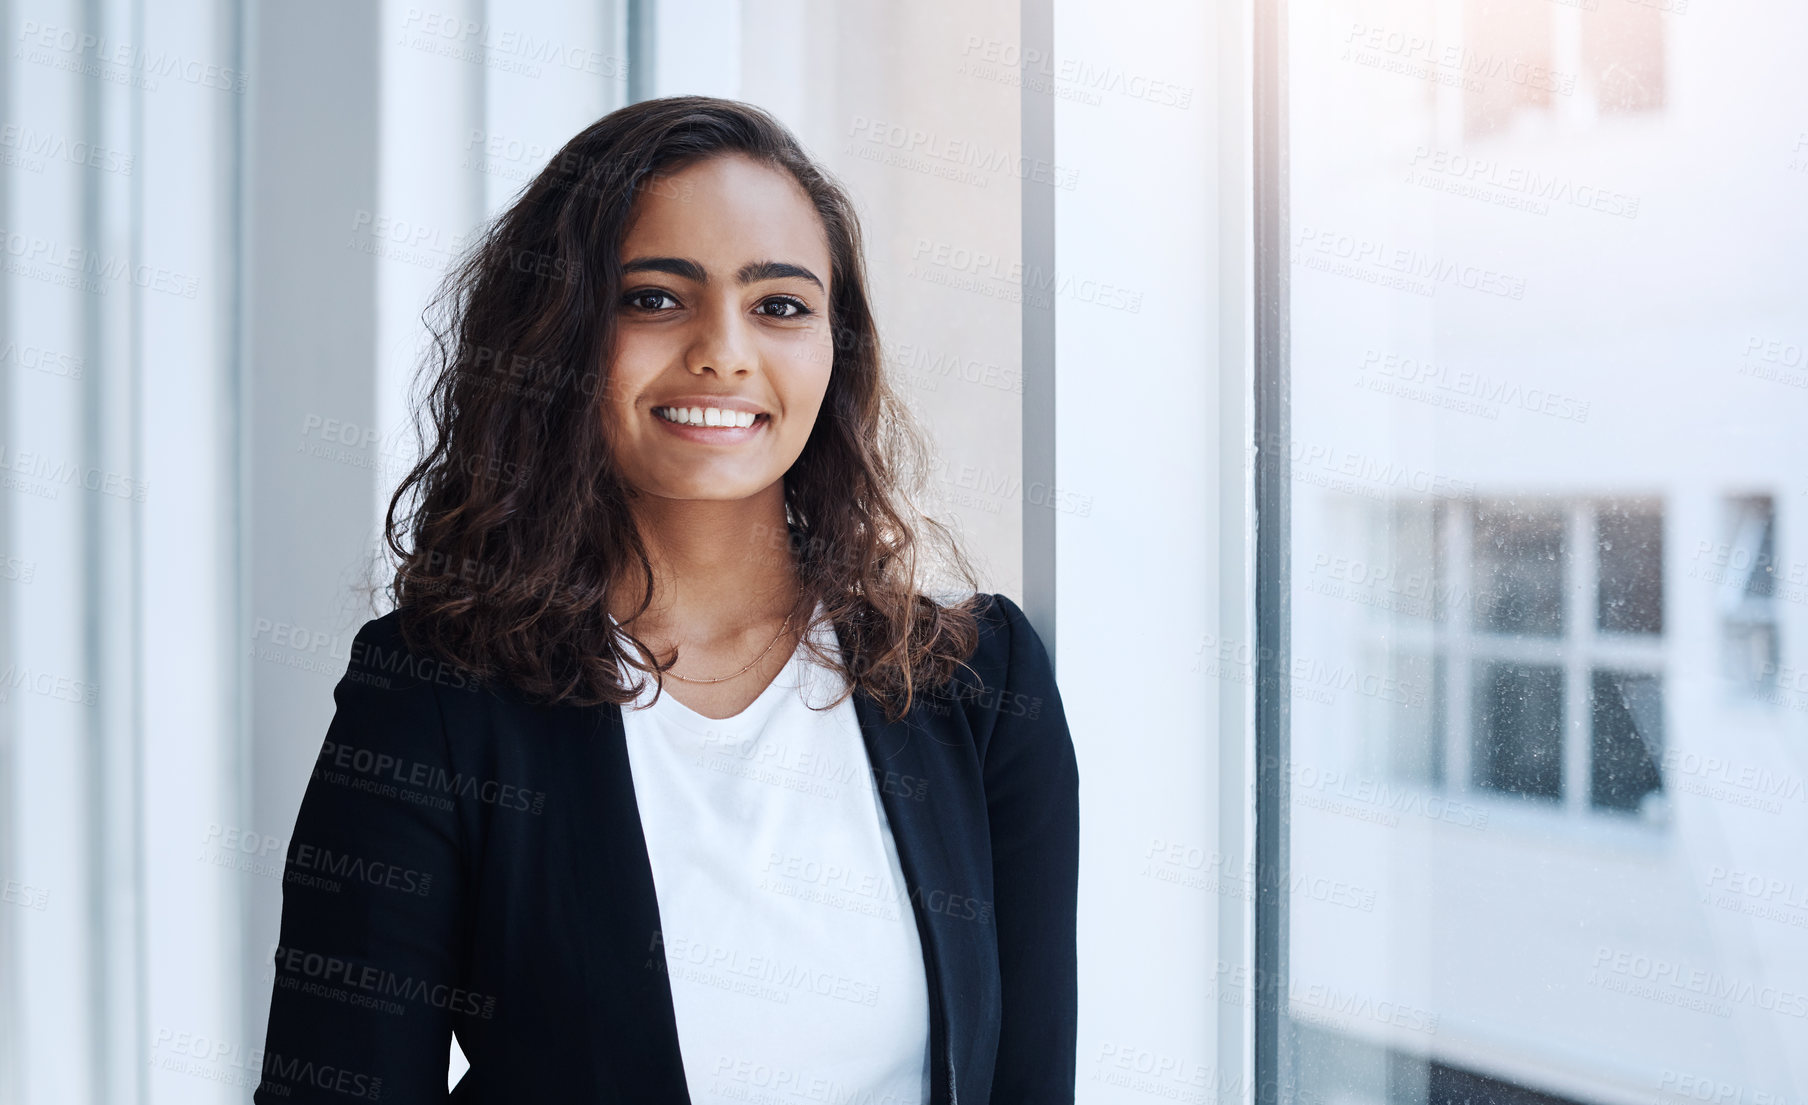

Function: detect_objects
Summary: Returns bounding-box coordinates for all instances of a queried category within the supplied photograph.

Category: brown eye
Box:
[624,289,678,312]
[757,296,810,318]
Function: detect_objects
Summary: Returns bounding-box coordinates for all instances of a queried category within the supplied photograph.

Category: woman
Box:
[255,96,1079,1105]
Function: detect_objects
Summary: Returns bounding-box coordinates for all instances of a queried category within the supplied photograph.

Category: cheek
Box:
[603,338,661,417]
[778,342,835,424]
[802,332,836,394]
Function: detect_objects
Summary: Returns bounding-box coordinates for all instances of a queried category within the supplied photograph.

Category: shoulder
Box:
[340,608,485,698]
[963,591,1048,674]
[315,611,488,772]
[955,594,1077,822]
[943,592,1060,742]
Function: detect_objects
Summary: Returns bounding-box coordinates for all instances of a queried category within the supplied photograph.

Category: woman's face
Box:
[602,153,835,505]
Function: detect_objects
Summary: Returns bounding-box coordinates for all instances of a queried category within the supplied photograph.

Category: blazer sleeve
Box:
[253,617,469,1103]
[982,593,1081,1103]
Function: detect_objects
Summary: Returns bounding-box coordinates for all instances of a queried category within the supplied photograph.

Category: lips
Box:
[649,402,770,443]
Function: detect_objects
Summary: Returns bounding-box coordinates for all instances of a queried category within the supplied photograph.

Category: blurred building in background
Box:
[1283,0,1808,1101]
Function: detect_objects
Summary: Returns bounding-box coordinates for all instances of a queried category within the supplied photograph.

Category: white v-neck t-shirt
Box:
[616,609,932,1105]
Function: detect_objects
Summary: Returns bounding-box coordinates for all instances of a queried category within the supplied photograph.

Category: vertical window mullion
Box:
[1252,0,1291,1097]
[1446,499,1474,794]
[1020,0,1057,649]
[1566,501,1596,815]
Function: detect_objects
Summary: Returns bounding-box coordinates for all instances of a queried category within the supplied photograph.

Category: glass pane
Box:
[1590,670,1663,814]
[1596,501,1663,634]
[1472,501,1566,637]
[1285,0,1808,1100]
[1712,495,1780,693]
[1381,650,1443,786]
[1472,661,1564,802]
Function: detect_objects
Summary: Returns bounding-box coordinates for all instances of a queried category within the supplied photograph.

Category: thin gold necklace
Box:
[665,613,795,684]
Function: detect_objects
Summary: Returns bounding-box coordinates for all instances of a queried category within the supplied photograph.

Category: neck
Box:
[609,481,802,639]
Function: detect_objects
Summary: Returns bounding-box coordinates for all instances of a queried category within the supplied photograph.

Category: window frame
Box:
[1367,496,1670,820]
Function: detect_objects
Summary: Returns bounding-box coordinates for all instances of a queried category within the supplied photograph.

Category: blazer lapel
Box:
[854,686,987,1105]
[564,701,694,1100]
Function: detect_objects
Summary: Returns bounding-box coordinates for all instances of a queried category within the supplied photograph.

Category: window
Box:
[1462,0,1667,139]
[1362,498,1667,817]
[1581,3,1666,114]
[1462,1,1557,139]
[1705,494,1781,695]
[1278,0,1807,1100]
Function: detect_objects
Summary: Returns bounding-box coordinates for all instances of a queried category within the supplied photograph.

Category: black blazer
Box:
[253,592,1079,1104]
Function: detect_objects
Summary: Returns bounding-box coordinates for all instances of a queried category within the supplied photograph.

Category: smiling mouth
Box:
[653,406,768,429]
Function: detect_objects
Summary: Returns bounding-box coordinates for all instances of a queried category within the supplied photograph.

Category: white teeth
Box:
[656,406,761,428]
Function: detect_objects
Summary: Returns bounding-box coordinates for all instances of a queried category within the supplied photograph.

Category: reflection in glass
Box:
[1595,502,1663,635]
[1716,494,1780,692]
[1384,650,1443,787]
[1285,0,1808,1098]
[1589,670,1663,813]
[1472,502,1565,637]
[1472,662,1564,801]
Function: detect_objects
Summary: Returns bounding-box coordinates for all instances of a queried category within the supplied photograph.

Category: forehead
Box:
[620,153,830,269]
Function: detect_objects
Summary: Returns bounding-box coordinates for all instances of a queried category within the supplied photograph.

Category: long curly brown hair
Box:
[377,95,986,722]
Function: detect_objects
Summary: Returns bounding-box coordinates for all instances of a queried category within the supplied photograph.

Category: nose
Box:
[684,296,757,378]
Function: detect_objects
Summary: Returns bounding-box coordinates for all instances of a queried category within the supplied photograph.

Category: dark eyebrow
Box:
[736,259,824,291]
[620,256,824,292]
